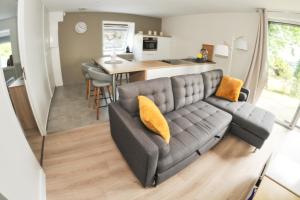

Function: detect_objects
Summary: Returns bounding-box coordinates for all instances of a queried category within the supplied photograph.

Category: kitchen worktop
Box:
[94,56,217,74]
[140,59,218,80]
[138,59,216,70]
[139,60,190,69]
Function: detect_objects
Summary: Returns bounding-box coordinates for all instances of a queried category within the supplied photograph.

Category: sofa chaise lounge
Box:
[109,69,275,187]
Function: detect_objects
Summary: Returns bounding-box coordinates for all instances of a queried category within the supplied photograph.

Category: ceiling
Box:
[0,0,17,20]
[42,0,300,17]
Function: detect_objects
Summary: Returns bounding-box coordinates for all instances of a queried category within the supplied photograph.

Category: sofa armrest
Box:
[238,87,250,102]
[148,134,170,158]
[109,103,159,187]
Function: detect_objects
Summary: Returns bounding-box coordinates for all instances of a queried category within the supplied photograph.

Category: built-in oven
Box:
[143,37,157,51]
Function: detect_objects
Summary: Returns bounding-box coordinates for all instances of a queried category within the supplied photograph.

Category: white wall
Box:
[162,12,259,80]
[0,17,20,64]
[0,69,46,200]
[18,0,53,135]
[49,11,64,86]
[43,7,55,94]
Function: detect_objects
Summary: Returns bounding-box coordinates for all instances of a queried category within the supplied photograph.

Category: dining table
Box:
[94,56,145,101]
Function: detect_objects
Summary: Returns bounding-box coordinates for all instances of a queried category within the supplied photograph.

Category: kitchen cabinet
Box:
[8,77,37,130]
[133,34,171,61]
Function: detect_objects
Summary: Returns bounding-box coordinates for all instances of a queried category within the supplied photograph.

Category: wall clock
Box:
[75,21,87,34]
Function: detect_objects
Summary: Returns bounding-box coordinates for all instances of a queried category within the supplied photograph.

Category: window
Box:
[257,22,300,129]
[102,21,135,56]
[0,30,12,68]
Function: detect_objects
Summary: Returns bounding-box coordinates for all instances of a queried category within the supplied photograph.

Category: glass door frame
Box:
[290,104,300,129]
[266,20,300,130]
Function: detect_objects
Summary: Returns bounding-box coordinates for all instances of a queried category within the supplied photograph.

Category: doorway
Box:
[257,21,300,129]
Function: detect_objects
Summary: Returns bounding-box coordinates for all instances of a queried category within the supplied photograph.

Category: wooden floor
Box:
[44,123,289,200]
[24,128,43,163]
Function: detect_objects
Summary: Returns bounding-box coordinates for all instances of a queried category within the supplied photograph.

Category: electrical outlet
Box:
[0,193,8,200]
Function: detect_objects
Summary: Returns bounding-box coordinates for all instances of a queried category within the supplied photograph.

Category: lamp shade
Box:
[235,37,248,51]
[215,44,229,57]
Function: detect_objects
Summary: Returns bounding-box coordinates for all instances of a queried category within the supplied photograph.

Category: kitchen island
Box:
[133,59,218,81]
[94,56,219,101]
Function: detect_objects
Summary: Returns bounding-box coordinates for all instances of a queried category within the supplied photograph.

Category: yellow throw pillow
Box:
[215,75,244,102]
[138,96,170,144]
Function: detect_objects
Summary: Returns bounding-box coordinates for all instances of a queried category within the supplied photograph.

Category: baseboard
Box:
[39,169,46,200]
[44,86,56,136]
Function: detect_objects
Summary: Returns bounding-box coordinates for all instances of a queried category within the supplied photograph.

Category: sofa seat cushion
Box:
[205,96,275,139]
[156,101,232,173]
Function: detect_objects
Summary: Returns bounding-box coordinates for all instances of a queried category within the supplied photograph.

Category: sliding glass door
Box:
[257,21,300,129]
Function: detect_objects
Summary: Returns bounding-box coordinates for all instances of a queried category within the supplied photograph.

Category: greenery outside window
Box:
[268,22,300,98]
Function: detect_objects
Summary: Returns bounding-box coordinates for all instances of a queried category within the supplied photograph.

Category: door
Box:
[0,69,46,200]
[18,0,53,135]
[257,21,300,129]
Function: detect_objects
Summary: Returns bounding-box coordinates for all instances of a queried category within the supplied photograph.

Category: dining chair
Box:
[87,67,113,120]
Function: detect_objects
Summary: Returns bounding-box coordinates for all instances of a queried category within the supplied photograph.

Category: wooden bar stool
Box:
[81,62,104,100]
[116,73,129,85]
[87,67,113,120]
[81,63,95,99]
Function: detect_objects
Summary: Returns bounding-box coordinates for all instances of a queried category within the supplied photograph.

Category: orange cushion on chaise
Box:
[215,75,244,102]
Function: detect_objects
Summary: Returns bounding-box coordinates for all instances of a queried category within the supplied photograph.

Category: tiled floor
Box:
[47,84,109,133]
[257,89,300,127]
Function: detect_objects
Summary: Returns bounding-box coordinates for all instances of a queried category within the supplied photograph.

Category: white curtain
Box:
[244,8,268,103]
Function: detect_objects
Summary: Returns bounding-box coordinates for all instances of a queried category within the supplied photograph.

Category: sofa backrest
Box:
[202,69,223,98]
[171,74,205,110]
[118,78,174,116]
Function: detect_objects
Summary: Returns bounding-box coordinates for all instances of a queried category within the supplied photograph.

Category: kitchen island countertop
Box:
[95,56,219,101]
[94,56,217,74]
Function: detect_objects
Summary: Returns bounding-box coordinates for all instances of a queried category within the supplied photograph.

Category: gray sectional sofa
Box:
[109,69,275,187]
